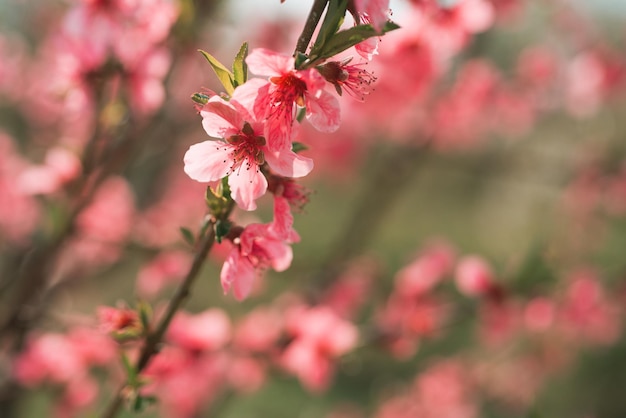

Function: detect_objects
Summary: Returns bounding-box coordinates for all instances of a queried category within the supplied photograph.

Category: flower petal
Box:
[201,99,243,139]
[246,48,294,77]
[305,89,341,133]
[183,141,232,182]
[265,149,314,178]
[228,163,268,211]
[221,249,256,300]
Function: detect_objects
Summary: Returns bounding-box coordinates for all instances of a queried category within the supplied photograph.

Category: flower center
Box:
[226,122,266,172]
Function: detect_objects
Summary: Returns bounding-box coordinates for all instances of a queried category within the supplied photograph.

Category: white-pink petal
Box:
[228,163,268,211]
[265,150,314,179]
[246,48,294,77]
[305,89,341,133]
[221,250,256,301]
[200,99,243,139]
[183,141,232,182]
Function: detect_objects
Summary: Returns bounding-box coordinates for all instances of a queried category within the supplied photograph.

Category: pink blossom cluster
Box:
[183,1,394,300]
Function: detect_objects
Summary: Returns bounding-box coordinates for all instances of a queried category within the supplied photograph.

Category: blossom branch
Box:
[295,0,329,55]
[100,202,233,418]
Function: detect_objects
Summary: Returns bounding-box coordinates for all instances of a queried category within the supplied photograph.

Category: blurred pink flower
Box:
[282,306,358,391]
[167,309,231,352]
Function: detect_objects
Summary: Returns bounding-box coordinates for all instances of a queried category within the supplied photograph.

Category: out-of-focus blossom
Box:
[136,251,193,298]
[167,309,231,352]
[281,306,359,391]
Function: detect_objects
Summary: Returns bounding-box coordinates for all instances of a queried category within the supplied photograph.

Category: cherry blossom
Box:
[246,48,341,151]
[184,80,313,211]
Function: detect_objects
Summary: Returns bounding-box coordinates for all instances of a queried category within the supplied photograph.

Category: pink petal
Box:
[355,37,379,61]
[228,163,268,211]
[305,89,341,133]
[264,149,314,178]
[260,238,293,272]
[268,196,300,243]
[183,141,232,182]
[201,99,243,139]
[246,48,294,77]
[230,78,270,122]
[221,250,256,301]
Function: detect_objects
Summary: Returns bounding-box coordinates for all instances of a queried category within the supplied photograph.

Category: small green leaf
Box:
[198,49,235,95]
[292,142,308,153]
[312,21,400,62]
[232,42,249,87]
[137,300,152,332]
[132,395,144,412]
[215,219,232,243]
[179,227,195,246]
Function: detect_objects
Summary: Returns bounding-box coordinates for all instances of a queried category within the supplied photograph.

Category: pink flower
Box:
[184,80,313,211]
[167,309,231,351]
[281,306,358,391]
[317,58,378,100]
[454,255,495,297]
[246,48,341,151]
[97,305,141,334]
[136,250,192,297]
[354,0,391,33]
[220,223,293,301]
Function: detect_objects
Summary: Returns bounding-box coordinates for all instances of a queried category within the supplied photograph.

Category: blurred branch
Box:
[308,142,429,294]
[99,212,226,418]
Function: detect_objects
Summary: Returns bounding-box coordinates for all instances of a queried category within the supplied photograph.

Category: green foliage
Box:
[198,49,235,95]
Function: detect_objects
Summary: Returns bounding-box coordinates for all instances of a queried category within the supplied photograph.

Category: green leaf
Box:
[179,227,195,246]
[232,42,249,87]
[313,21,400,62]
[308,0,348,64]
[215,219,232,243]
[198,49,235,95]
[292,142,309,153]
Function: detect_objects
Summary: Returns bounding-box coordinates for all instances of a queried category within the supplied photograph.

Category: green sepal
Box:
[198,49,235,95]
[215,219,232,243]
[296,107,306,123]
[137,300,152,333]
[232,42,249,88]
[294,52,309,69]
[179,227,195,247]
[311,21,400,63]
[191,92,210,105]
[132,394,157,413]
[292,142,309,153]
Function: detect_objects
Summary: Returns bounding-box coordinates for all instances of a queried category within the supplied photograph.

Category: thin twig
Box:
[294,0,329,55]
[100,214,223,418]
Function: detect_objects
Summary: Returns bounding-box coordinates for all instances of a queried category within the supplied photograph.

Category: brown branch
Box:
[294,0,329,56]
[100,208,230,418]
